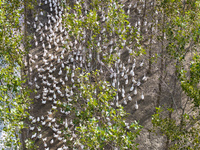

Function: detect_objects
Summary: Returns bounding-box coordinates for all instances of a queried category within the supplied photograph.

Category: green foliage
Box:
[0,0,30,148]
[0,0,24,65]
[158,0,200,60]
[152,107,200,149]
[71,71,142,149]
[52,0,144,149]
[151,0,200,149]
[180,54,200,107]
[63,0,143,66]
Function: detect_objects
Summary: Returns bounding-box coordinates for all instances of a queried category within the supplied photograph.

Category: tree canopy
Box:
[0,0,200,149]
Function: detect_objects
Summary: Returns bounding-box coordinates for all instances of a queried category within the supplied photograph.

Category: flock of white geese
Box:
[26,0,148,149]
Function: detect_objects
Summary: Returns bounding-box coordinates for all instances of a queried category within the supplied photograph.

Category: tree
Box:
[0,0,30,148]
[2,0,200,149]
[1,0,144,149]
[151,0,200,149]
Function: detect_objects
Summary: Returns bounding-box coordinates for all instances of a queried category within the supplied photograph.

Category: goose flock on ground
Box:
[26,0,149,149]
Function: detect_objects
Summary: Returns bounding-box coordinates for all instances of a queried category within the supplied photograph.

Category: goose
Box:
[58,137,63,141]
[48,122,51,127]
[116,94,119,101]
[130,69,134,76]
[42,43,45,48]
[35,94,41,99]
[142,73,147,81]
[53,93,56,99]
[128,57,131,63]
[125,79,129,84]
[42,75,47,80]
[61,62,64,68]
[55,26,58,32]
[38,134,42,138]
[134,87,137,95]
[57,130,61,134]
[30,59,35,64]
[122,93,125,98]
[41,116,44,120]
[48,43,51,49]
[48,18,51,24]
[48,97,53,101]
[36,26,41,32]
[137,79,141,86]
[61,54,64,59]
[30,126,35,130]
[58,68,62,75]
[57,58,61,63]
[65,76,68,81]
[31,133,37,139]
[50,139,54,144]
[37,117,40,122]
[132,77,137,84]
[49,2,52,7]
[51,118,56,122]
[121,71,124,77]
[141,92,144,100]
[70,57,74,62]
[28,81,33,86]
[31,118,36,124]
[37,127,41,132]
[38,73,42,78]
[73,64,76,70]
[29,115,34,120]
[47,115,52,121]
[70,88,73,96]
[59,78,63,83]
[64,119,68,128]
[63,145,68,150]
[53,133,59,138]
[128,95,132,101]
[124,100,127,105]
[71,78,74,83]
[55,46,59,51]
[34,55,38,60]
[28,53,32,58]
[42,137,47,142]
[42,99,46,104]
[135,101,138,110]
[42,80,47,85]
[35,41,38,46]
[130,84,134,91]
[57,90,62,95]
[52,105,57,109]
[52,67,56,72]
[40,36,43,41]
[52,126,58,132]
[53,99,57,104]
[42,121,46,125]
[33,22,37,29]
[124,74,128,79]
[140,59,144,67]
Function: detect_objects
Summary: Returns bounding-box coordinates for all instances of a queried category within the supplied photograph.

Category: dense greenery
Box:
[0,0,200,149]
[72,71,142,149]
[57,0,143,149]
[0,0,30,148]
[1,0,143,149]
[151,0,200,149]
